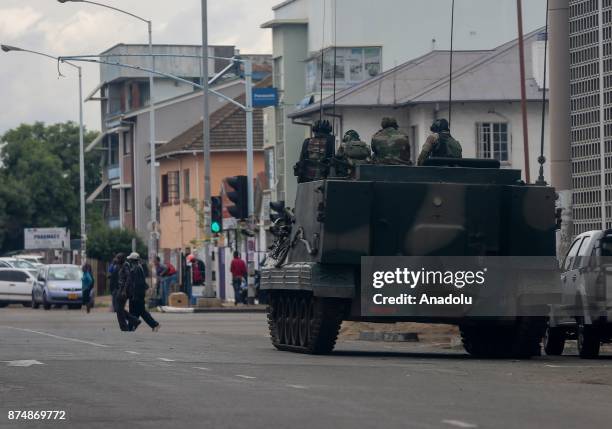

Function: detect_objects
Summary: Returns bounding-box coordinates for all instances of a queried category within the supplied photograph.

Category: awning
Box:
[85,125,130,153]
[86,180,109,204]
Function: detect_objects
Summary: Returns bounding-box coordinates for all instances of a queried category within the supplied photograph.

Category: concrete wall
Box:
[100,45,216,82]
[307,0,546,69]
[272,23,309,205]
[323,100,550,182]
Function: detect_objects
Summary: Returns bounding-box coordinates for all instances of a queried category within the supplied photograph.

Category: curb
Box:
[193,306,267,314]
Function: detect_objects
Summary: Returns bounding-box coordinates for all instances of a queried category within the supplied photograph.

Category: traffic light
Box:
[211,196,223,234]
[270,201,286,223]
[226,175,248,220]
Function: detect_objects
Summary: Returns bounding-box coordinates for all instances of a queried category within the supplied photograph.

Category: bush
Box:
[87,226,148,263]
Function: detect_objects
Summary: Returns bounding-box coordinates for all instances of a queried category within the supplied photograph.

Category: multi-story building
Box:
[261,0,549,205]
[86,43,270,241]
[568,0,611,235]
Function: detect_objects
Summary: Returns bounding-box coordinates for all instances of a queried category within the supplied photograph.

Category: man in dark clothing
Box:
[126,253,160,332]
[417,118,462,165]
[115,253,140,332]
[294,119,336,183]
[230,251,248,305]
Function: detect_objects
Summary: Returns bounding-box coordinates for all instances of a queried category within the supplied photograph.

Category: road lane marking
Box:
[287,384,307,389]
[125,351,140,355]
[6,327,109,348]
[235,375,256,380]
[193,367,211,371]
[158,358,175,362]
[442,420,478,428]
[3,360,44,367]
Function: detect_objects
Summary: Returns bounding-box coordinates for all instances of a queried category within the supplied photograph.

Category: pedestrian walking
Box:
[113,253,139,331]
[128,253,160,332]
[81,263,94,314]
[230,251,247,306]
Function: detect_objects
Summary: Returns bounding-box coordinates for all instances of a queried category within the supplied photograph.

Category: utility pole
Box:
[201,0,214,298]
[549,0,572,257]
[77,66,86,263]
[148,20,158,265]
[245,60,255,304]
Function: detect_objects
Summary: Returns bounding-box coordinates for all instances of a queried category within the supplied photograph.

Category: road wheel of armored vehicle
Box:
[577,319,600,359]
[543,323,566,356]
[268,291,345,354]
[460,317,545,359]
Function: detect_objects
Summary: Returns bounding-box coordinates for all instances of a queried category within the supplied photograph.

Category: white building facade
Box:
[262,0,548,205]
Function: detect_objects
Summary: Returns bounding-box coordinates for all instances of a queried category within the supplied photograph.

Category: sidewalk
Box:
[94,294,266,313]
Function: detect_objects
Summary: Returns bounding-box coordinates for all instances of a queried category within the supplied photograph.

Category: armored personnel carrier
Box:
[261,159,558,358]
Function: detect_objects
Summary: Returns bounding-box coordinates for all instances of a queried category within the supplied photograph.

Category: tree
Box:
[0,122,101,253]
[87,225,148,263]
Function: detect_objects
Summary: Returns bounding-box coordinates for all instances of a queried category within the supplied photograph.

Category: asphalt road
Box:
[1,307,612,429]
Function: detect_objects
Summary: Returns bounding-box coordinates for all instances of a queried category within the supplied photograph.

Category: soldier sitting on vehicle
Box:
[417,118,463,166]
[370,117,412,165]
[335,130,372,178]
[294,119,336,183]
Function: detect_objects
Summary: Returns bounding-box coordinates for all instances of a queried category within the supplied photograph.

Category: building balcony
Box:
[107,164,120,182]
[107,217,121,229]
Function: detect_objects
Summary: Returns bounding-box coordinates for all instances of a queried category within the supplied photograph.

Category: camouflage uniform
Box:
[370,117,412,165]
[335,130,371,178]
[294,120,336,183]
[417,118,463,166]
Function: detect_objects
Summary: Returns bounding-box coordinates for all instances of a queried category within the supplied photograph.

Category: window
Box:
[0,271,11,281]
[161,174,169,204]
[306,47,382,94]
[183,169,191,200]
[563,237,584,271]
[477,123,509,162]
[123,131,132,155]
[124,189,133,212]
[168,171,180,204]
[108,134,120,166]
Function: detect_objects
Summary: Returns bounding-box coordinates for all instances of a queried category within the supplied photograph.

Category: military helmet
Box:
[431,118,450,133]
[313,119,332,135]
[381,117,399,129]
[343,129,361,143]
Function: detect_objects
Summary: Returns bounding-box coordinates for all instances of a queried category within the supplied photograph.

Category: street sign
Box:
[24,228,70,250]
[252,87,278,107]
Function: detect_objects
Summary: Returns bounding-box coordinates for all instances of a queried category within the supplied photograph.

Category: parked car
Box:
[545,230,612,358]
[32,265,87,310]
[0,268,36,307]
[15,255,44,267]
[0,258,38,276]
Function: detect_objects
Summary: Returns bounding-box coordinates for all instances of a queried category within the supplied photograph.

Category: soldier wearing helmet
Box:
[370,117,412,165]
[335,130,372,178]
[294,119,336,183]
[417,118,463,166]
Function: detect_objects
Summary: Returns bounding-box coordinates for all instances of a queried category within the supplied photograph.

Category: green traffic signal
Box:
[211,221,221,234]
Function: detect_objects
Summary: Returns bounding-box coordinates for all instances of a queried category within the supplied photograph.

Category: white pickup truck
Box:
[545,230,612,358]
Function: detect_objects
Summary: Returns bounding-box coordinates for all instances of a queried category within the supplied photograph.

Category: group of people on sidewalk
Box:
[108,252,160,332]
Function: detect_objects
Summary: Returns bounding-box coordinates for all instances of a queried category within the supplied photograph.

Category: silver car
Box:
[32,265,86,310]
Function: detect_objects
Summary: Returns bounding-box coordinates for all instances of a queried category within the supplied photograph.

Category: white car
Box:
[0,268,36,307]
[0,258,38,276]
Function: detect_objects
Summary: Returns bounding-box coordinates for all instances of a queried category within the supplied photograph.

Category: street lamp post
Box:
[58,0,158,263]
[1,44,87,263]
[201,0,214,298]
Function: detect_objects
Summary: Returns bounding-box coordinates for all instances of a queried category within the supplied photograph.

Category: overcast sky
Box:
[0,0,546,135]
